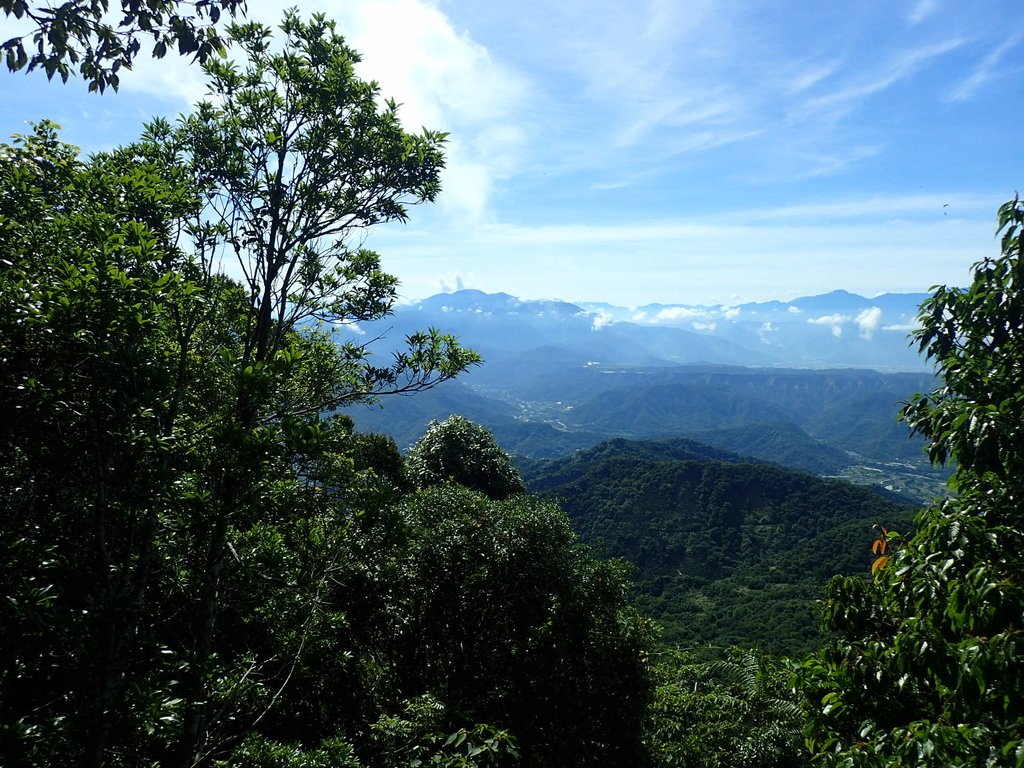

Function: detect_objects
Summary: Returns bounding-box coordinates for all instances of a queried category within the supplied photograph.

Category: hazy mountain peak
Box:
[384,287,933,371]
[415,290,587,318]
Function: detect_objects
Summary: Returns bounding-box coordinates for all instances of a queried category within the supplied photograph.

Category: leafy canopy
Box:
[0,12,478,765]
[797,197,1024,768]
[1,0,245,91]
[408,415,526,500]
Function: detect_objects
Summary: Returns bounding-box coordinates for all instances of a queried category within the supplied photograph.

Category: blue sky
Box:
[3,0,1022,306]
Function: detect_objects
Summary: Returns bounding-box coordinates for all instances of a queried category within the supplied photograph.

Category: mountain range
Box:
[342,288,949,502]
[365,288,931,372]
[339,291,949,654]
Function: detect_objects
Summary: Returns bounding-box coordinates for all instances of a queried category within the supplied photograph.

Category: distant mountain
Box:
[341,289,950,498]
[682,421,852,475]
[347,378,604,457]
[355,288,932,372]
[346,360,949,501]
[533,366,937,462]
[378,290,776,369]
[521,438,917,656]
[564,381,795,435]
[555,289,930,370]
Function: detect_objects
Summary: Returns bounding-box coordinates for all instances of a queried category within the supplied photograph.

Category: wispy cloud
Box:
[373,188,997,305]
[787,145,884,180]
[786,62,840,93]
[733,193,993,222]
[799,38,966,120]
[948,28,1024,101]
[908,0,941,25]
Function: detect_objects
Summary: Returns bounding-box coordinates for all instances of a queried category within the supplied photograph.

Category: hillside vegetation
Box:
[4,4,1024,767]
[522,439,915,656]
[353,365,950,501]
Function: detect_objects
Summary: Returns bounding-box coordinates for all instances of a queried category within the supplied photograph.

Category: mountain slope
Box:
[523,439,915,656]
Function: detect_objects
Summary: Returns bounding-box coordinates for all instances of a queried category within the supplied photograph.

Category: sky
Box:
[3,0,1023,306]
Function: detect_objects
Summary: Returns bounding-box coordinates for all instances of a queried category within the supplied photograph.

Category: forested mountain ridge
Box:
[350,364,949,501]
[522,438,916,655]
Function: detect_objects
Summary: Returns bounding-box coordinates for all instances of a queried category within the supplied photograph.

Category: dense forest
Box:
[3,3,1024,767]
[521,438,916,655]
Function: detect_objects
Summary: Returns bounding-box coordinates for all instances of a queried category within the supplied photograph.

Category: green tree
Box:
[0,120,213,766]
[0,12,478,765]
[796,197,1024,767]
[407,416,525,500]
[150,16,476,761]
[648,649,806,768]
[1,0,245,91]
[383,484,655,767]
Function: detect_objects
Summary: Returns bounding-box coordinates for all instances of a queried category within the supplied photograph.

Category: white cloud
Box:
[692,320,717,332]
[655,306,708,322]
[787,305,802,314]
[433,271,479,294]
[808,313,849,338]
[308,0,529,224]
[808,313,850,325]
[758,321,778,343]
[723,307,741,320]
[591,311,615,330]
[856,306,883,338]
[883,322,919,332]
[106,0,528,225]
[335,320,367,335]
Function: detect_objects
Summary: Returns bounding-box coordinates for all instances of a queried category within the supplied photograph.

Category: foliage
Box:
[648,649,807,768]
[0,119,209,766]
[369,695,518,768]
[522,439,913,656]
[1,0,245,91]
[0,12,478,764]
[900,197,1024,479]
[215,735,362,768]
[796,197,1024,767]
[165,11,478,400]
[0,43,653,765]
[408,415,526,500]
[375,485,655,767]
[205,479,654,768]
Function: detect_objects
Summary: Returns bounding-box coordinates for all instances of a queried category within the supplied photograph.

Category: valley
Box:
[343,289,951,655]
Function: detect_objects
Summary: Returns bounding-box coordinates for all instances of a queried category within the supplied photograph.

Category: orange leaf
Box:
[871,555,890,573]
